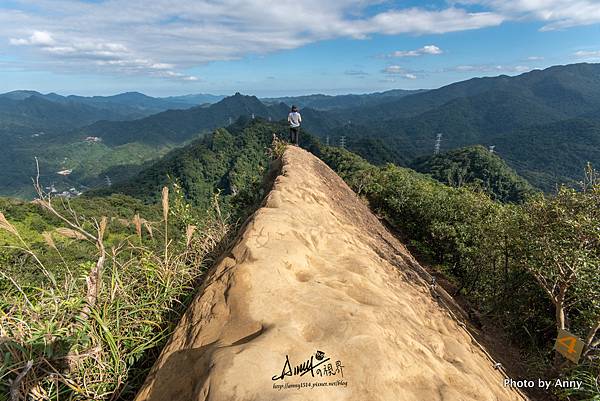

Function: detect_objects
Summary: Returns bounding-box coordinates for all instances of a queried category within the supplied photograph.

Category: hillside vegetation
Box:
[319,146,600,400]
[1,119,599,400]
[0,120,279,400]
[319,63,600,191]
[411,145,536,203]
[93,118,279,215]
[0,94,287,198]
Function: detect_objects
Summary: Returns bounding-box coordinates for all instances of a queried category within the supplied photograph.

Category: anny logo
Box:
[271,350,344,381]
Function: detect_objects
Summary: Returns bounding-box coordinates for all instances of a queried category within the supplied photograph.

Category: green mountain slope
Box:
[319,63,600,191]
[0,95,130,130]
[331,63,600,124]
[92,118,281,214]
[410,145,536,202]
[0,94,289,198]
[78,93,288,146]
[488,118,600,190]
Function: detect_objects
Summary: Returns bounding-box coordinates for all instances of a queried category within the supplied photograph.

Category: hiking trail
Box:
[135,146,529,401]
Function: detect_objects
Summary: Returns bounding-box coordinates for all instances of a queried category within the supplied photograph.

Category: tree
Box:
[519,182,600,361]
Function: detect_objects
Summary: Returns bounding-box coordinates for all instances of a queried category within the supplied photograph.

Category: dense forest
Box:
[410,145,536,203]
[92,117,277,213]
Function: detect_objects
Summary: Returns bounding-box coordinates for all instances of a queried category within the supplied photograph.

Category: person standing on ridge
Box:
[288,105,302,146]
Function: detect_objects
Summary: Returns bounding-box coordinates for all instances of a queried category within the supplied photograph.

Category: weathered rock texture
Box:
[135,146,528,401]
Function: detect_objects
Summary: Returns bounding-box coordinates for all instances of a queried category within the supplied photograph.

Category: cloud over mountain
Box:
[1,0,599,83]
[1,1,502,80]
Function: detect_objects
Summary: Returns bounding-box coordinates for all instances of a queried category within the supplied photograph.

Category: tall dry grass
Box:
[0,187,232,400]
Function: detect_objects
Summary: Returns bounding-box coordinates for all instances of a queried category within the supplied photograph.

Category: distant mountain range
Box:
[320,63,600,190]
[76,93,289,146]
[261,89,426,110]
[0,93,289,197]
[0,90,228,123]
[1,62,600,197]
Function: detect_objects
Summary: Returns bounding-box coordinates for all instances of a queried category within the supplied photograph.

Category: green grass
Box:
[0,188,234,400]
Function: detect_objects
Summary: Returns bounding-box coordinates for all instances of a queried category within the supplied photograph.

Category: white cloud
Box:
[10,30,55,46]
[574,50,600,58]
[451,64,532,73]
[422,45,443,55]
[526,55,544,60]
[9,31,198,81]
[364,7,503,35]
[0,1,504,80]
[382,65,418,79]
[390,45,443,57]
[464,0,600,30]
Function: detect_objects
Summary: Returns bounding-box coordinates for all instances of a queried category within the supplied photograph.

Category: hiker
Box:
[288,105,302,146]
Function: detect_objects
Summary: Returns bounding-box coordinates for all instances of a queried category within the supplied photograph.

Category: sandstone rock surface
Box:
[135,146,528,401]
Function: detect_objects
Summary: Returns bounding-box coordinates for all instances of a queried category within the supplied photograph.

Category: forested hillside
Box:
[94,118,280,214]
[0,119,279,399]
[0,94,288,198]
[411,145,536,202]
[1,119,599,400]
[329,63,600,124]
[319,145,600,401]
[0,95,132,130]
[317,64,600,191]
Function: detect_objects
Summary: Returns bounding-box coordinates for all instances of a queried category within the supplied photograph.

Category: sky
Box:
[1,0,600,97]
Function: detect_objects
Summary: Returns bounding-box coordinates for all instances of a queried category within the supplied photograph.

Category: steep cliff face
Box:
[135,146,528,401]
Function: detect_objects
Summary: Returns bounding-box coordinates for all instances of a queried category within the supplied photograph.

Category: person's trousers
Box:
[289,126,300,145]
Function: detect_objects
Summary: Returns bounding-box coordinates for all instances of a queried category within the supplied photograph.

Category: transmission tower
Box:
[340,136,346,149]
[228,116,233,125]
[434,133,442,155]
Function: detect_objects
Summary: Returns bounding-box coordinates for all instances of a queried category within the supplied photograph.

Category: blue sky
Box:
[1,0,600,97]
